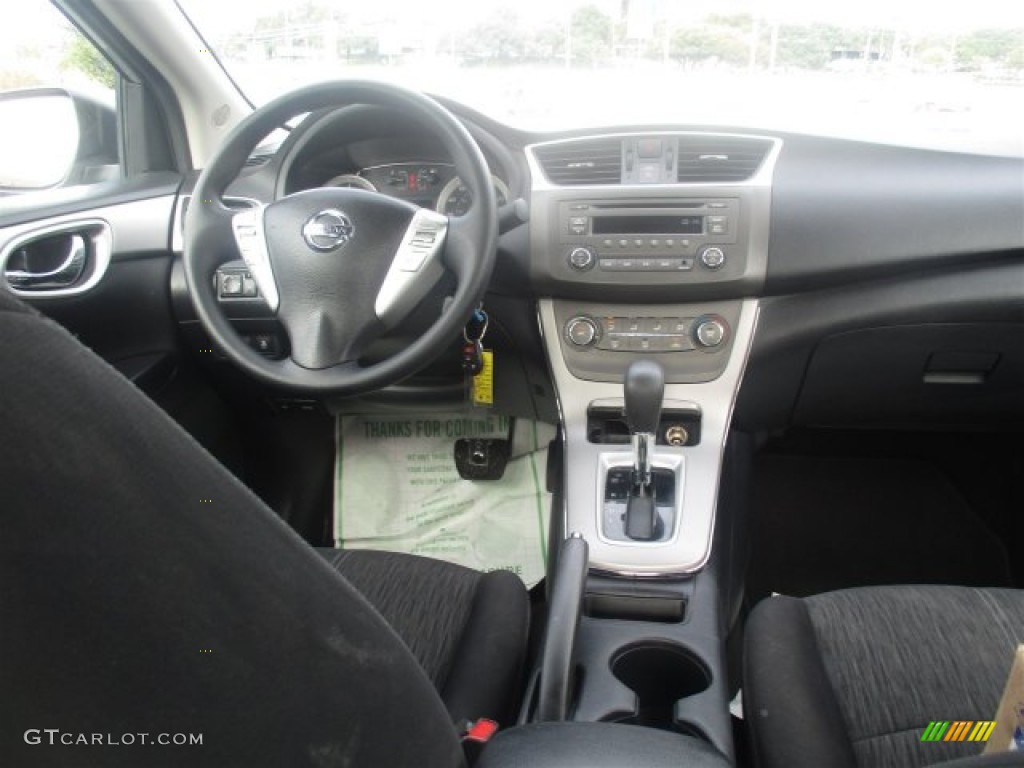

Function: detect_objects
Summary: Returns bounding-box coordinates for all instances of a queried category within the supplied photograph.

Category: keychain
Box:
[462,307,494,407]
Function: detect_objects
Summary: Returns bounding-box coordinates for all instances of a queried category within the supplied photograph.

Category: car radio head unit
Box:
[550,198,742,286]
[563,199,736,246]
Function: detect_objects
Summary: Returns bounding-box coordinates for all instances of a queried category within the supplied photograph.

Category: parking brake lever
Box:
[536,533,588,722]
[623,359,664,540]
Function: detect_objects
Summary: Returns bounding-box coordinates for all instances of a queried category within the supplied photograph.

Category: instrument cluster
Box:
[323,162,509,217]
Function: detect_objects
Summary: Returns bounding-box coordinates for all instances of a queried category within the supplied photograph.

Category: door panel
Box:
[0,190,181,395]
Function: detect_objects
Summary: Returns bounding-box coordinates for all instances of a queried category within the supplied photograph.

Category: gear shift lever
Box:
[623,359,664,540]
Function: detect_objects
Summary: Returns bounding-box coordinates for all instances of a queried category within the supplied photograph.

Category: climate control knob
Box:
[567,246,596,271]
[694,316,727,348]
[700,247,726,270]
[565,316,599,347]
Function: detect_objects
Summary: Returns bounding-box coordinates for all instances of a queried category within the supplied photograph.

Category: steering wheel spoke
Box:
[375,208,448,328]
[231,205,280,312]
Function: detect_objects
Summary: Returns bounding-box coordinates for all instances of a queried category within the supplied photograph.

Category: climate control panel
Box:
[564,314,729,353]
[564,243,731,275]
[552,300,742,384]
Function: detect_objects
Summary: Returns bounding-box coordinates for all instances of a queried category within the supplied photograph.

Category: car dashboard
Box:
[171,98,1024,578]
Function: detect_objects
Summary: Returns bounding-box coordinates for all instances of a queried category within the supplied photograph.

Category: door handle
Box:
[5,234,87,290]
[0,218,111,297]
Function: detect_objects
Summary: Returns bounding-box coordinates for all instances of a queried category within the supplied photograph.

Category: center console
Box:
[515,131,779,764]
[528,131,776,577]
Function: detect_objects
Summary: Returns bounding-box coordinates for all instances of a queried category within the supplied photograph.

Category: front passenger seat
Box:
[744,586,1024,768]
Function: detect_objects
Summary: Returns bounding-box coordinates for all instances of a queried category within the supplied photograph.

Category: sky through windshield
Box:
[177,0,1024,155]
[3,0,1020,155]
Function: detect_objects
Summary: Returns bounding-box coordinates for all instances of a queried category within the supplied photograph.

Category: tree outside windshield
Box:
[161,1,1024,155]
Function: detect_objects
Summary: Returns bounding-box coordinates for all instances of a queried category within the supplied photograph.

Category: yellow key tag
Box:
[471,349,494,407]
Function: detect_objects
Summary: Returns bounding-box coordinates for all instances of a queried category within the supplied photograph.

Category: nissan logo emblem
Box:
[302,209,354,251]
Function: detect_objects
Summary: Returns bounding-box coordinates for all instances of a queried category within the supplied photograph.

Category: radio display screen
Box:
[591,215,703,235]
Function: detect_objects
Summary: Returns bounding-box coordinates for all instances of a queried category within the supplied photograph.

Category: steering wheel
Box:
[183,81,498,395]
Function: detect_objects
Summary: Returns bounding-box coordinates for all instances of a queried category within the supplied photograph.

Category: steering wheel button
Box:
[397,250,428,272]
[220,274,243,296]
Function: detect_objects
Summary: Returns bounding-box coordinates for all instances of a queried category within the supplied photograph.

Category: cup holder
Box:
[609,641,712,731]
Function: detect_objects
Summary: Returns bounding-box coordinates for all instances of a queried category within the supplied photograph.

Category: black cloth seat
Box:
[0,286,527,766]
[317,548,528,724]
[745,585,1024,768]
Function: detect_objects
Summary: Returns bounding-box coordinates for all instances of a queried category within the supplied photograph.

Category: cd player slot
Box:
[590,202,706,209]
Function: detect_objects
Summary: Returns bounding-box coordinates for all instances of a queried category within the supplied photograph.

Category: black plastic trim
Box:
[735,261,1024,430]
[766,136,1024,293]
[0,176,181,230]
[571,569,735,761]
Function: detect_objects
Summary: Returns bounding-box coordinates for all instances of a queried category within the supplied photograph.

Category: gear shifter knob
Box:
[624,359,665,435]
[623,359,665,541]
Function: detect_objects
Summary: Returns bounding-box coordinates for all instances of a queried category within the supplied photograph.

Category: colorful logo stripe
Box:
[921,721,996,742]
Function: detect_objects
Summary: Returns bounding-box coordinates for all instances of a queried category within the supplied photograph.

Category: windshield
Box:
[180,0,1024,156]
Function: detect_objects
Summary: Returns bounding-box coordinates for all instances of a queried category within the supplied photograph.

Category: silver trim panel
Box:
[598,451,684,545]
[231,205,280,311]
[539,297,760,576]
[6,234,87,290]
[374,208,448,327]
[0,219,112,298]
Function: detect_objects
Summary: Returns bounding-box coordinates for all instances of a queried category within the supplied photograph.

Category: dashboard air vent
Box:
[534,139,623,185]
[676,136,774,183]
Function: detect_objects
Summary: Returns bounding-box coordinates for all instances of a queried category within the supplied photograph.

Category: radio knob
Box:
[566,316,599,347]
[568,247,596,271]
[694,316,727,348]
[700,247,726,270]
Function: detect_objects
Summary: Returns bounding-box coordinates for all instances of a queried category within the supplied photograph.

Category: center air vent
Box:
[534,139,623,185]
[676,136,774,183]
